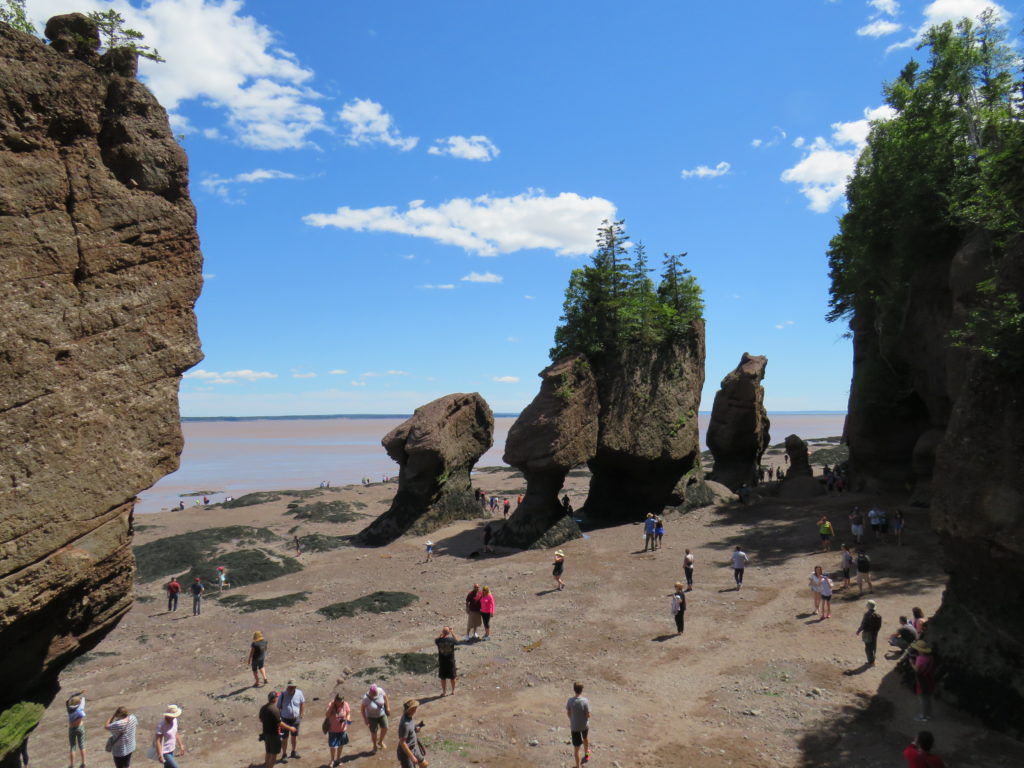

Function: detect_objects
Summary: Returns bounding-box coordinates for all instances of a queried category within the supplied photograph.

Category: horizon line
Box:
[181,410,848,421]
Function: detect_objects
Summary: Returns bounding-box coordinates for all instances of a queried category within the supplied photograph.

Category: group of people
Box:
[63,690,185,768]
[163,576,210,616]
[473,488,518,518]
[848,505,906,546]
[642,513,666,551]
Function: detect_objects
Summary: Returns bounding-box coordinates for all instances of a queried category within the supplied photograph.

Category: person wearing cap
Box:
[361,684,390,751]
[259,691,294,768]
[216,566,229,592]
[552,550,566,591]
[278,680,305,761]
[189,577,204,616]
[153,705,185,767]
[66,689,87,768]
[912,640,936,721]
[643,513,657,552]
[397,700,428,768]
[903,730,945,767]
[435,627,458,696]
[856,600,883,665]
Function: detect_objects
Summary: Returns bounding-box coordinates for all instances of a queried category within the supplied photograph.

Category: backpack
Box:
[866,612,882,633]
[857,553,870,570]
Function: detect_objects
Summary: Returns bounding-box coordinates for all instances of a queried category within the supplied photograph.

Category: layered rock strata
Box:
[0,16,202,763]
[493,356,597,549]
[706,353,769,490]
[356,393,494,546]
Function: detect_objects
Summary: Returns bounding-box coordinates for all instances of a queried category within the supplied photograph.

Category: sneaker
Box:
[290,751,300,759]
[279,757,288,764]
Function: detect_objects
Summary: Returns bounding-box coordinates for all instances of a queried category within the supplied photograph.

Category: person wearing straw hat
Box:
[397,700,428,768]
[247,631,269,688]
[912,640,936,721]
[66,689,87,768]
[552,550,566,590]
[153,705,185,767]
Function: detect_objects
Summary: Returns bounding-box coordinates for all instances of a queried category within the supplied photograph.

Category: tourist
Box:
[887,617,918,655]
[216,566,229,591]
[246,631,269,687]
[397,700,427,768]
[683,548,695,590]
[503,498,510,517]
[655,516,665,549]
[435,626,458,696]
[912,640,936,721]
[425,540,433,563]
[808,566,824,614]
[731,546,749,589]
[819,570,833,619]
[278,680,305,761]
[165,577,181,612]
[879,507,890,541]
[552,550,566,591]
[178,500,185,511]
[483,524,494,553]
[465,584,483,641]
[902,730,945,768]
[66,689,87,768]
[562,494,572,516]
[324,693,351,767]
[643,513,656,552]
[259,691,293,768]
[868,507,882,540]
[104,706,138,768]
[912,606,927,636]
[360,684,390,751]
[479,585,496,639]
[671,581,687,635]
[818,515,834,552]
[293,535,302,556]
[840,544,854,590]
[894,509,906,546]
[153,705,185,767]
[856,548,874,594]
[856,600,883,666]
[189,577,204,616]
[565,682,591,768]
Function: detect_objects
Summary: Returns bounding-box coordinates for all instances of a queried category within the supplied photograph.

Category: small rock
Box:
[529,739,539,747]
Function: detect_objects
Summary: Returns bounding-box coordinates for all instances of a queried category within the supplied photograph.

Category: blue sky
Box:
[27,0,1022,416]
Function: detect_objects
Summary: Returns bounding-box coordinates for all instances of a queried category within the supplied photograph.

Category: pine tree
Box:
[87,9,164,61]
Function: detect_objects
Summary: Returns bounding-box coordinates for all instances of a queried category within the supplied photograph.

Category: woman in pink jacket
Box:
[478,586,496,639]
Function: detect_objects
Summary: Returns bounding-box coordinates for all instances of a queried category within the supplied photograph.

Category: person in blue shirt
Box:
[643,514,657,552]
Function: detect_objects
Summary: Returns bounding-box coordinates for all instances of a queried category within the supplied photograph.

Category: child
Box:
[425,540,433,562]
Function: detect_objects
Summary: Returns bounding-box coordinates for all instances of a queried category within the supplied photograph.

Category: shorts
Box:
[438,655,457,680]
[368,714,389,732]
[282,717,299,735]
[820,533,831,541]
[113,754,133,768]
[251,658,265,672]
[842,568,850,579]
[851,524,863,536]
[68,725,85,749]
[327,731,349,748]
[263,733,282,755]
[571,729,589,747]
[820,594,832,603]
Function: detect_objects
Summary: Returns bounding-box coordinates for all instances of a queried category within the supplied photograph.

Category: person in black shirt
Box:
[259,692,294,768]
[435,626,457,696]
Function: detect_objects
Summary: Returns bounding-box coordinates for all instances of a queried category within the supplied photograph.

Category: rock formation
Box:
[0,16,202,763]
[493,356,597,549]
[356,393,494,546]
[778,434,823,498]
[706,353,769,490]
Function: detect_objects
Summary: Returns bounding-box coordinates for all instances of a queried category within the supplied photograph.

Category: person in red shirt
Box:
[165,578,181,612]
[903,731,945,768]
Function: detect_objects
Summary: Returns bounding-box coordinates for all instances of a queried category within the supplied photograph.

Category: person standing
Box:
[808,566,824,614]
[259,692,293,768]
[479,586,496,639]
[435,627,458,696]
[671,582,687,635]
[503,498,511,518]
[189,577,204,616]
[731,546,749,589]
[360,684,390,752]
[396,700,427,768]
[893,509,906,546]
[655,517,665,550]
[818,516,835,552]
[66,690,87,768]
[464,584,483,641]
[856,548,874,594]
[216,566,229,592]
[642,514,657,552]
[424,540,433,563]
[324,693,351,767]
[683,549,695,590]
[912,640,936,721]
[856,600,883,666]
[153,705,185,768]
[246,631,269,688]
[903,731,945,768]
[565,682,591,768]
[819,570,833,619]
[868,507,882,540]
[104,706,138,768]
[278,681,305,762]
[552,550,566,591]
[840,544,854,590]
[165,578,181,612]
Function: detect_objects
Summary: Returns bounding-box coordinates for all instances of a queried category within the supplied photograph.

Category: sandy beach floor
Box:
[34,467,1024,768]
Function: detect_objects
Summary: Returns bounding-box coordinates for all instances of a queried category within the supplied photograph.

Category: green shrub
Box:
[217,592,310,612]
[286,500,365,524]
[318,591,418,619]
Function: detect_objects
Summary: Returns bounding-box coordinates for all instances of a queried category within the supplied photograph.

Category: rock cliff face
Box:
[494,356,597,549]
[706,353,769,490]
[583,322,705,522]
[0,16,202,762]
[356,393,494,546]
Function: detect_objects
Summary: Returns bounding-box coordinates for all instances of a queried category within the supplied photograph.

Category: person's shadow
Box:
[652,634,677,642]
[214,686,253,699]
[535,588,560,596]
[341,750,375,763]
[718,586,740,593]
[843,662,874,676]
[795,611,816,619]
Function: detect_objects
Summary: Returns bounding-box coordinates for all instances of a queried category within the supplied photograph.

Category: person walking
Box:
[894,509,906,546]
[189,577,204,616]
[643,514,656,552]
[464,584,483,641]
[479,586,496,639]
[903,730,946,768]
[671,582,687,635]
[819,570,833,619]
[566,682,591,768]
[66,690,88,768]
[424,540,433,563]
[856,600,883,666]
[246,631,269,688]
[277,681,305,762]
[856,548,874,594]
[731,546,749,589]
[683,549,695,590]
[552,550,566,591]
[216,566,229,592]
[104,706,138,768]
[840,544,854,590]
[396,700,428,768]
[655,517,665,549]
[435,627,457,696]
[818,516,835,552]
[808,566,824,614]
[912,640,936,721]
[259,691,294,768]
[324,693,351,767]
[165,578,180,612]
[503,498,511,518]
[153,705,185,767]
[360,684,390,752]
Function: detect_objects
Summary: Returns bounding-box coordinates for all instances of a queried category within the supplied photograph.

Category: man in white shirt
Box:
[731,546,749,589]
[278,680,305,762]
[360,684,390,752]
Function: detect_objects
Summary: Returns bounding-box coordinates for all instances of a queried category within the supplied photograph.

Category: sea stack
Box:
[778,434,823,498]
[706,353,770,490]
[494,356,598,549]
[355,393,494,546]
[0,16,202,763]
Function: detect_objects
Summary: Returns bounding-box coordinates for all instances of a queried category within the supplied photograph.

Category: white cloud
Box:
[869,0,900,14]
[386,370,409,376]
[304,190,616,257]
[780,106,896,212]
[329,369,348,375]
[492,376,519,383]
[750,127,787,149]
[422,283,456,290]
[428,135,500,161]
[792,137,806,148]
[524,295,534,300]
[350,381,367,387]
[201,168,297,199]
[681,161,731,179]
[506,336,519,342]
[887,0,1010,51]
[27,0,327,150]
[775,320,796,330]
[461,271,503,283]
[292,372,317,378]
[202,272,216,280]
[183,368,277,383]
[338,98,418,151]
[857,19,903,36]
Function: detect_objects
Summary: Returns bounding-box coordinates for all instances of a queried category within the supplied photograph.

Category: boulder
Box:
[493,356,597,549]
[706,353,770,490]
[672,476,737,509]
[778,435,823,498]
[0,20,201,763]
[355,393,494,545]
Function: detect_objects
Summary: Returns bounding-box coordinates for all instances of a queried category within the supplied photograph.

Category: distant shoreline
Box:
[181,410,847,422]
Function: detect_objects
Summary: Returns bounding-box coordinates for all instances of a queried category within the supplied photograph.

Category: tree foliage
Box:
[87,9,164,61]
[0,0,34,34]
[551,219,704,360]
